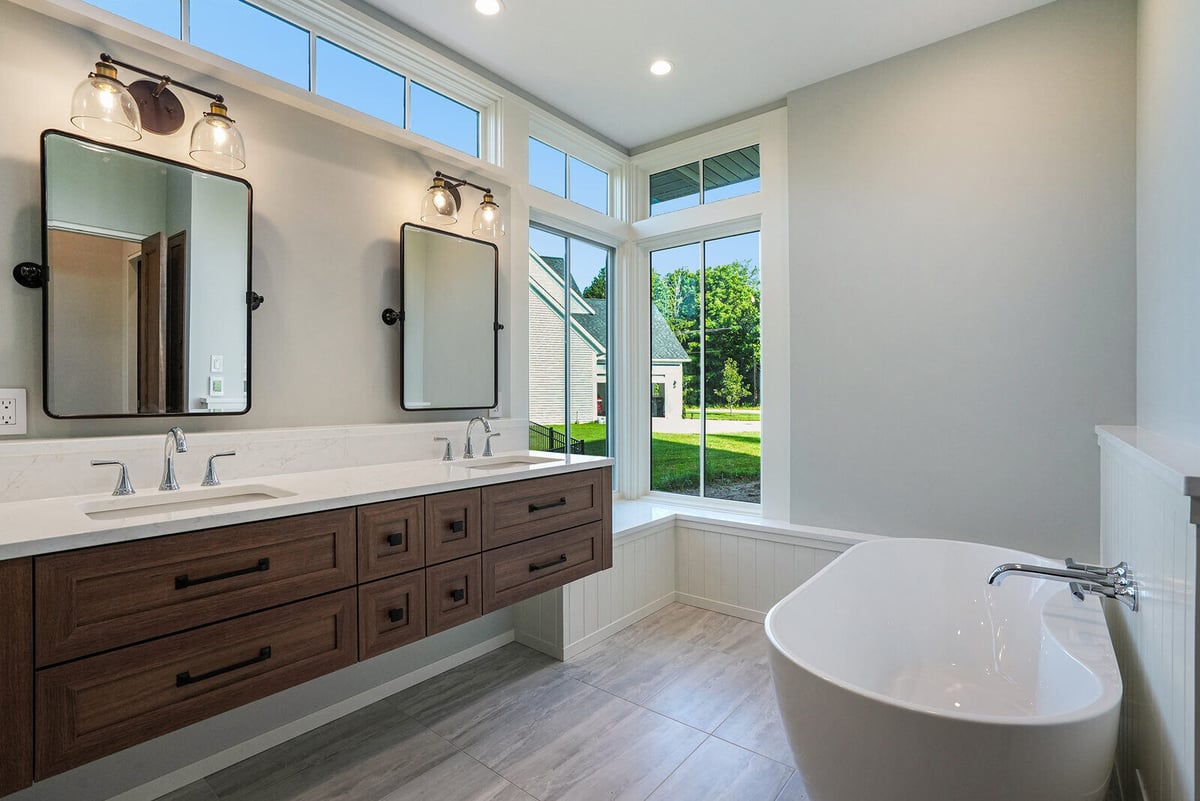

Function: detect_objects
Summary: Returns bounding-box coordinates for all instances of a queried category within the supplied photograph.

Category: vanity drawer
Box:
[358,571,426,660]
[481,522,603,613]
[35,508,356,666]
[358,498,425,582]
[426,555,481,635]
[482,468,606,549]
[425,489,482,565]
[35,589,356,779]
[0,558,33,796]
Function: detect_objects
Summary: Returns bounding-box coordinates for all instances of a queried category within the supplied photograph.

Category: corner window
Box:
[649,145,760,217]
[650,231,760,502]
[529,138,609,214]
[528,226,612,459]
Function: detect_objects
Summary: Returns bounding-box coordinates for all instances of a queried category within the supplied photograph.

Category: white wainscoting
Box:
[1099,428,1197,801]
[515,508,859,659]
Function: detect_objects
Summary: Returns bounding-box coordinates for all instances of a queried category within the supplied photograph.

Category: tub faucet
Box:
[463,416,492,459]
[159,426,189,491]
[987,558,1138,611]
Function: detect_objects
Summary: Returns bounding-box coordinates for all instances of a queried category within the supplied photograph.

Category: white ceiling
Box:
[362,0,1056,151]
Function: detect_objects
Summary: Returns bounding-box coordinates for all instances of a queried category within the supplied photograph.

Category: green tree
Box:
[716,357,749,412]
[582,266,607,299]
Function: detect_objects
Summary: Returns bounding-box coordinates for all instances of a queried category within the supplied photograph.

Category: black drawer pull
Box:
[450,588,466,603]
[530,554,568,572]
[529,497,568,513]
[176,646,271,687]
[449,520,466,534]
[387,532,405,547]
[175,558,270,590]
[388,607,405,623]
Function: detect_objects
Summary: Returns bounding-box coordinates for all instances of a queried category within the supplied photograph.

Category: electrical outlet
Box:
[0,388,28,435]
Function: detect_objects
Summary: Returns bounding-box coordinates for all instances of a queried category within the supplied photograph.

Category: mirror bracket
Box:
[248,291,264,311]
[382,308,403,326]
[12,262,45,289]
[495,322,504,331]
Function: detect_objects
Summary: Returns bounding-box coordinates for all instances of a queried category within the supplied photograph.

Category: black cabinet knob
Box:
[388,607,405,623]
[387,532,404,547]
[450,588,466,603]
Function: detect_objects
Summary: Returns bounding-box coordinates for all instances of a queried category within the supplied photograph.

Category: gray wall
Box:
[786,0,1136,559]
[1136,0,1200,444]
[0,1,511,438]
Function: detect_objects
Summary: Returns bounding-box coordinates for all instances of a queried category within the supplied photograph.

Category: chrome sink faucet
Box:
[987,557,1138,611]
[463,416,492,459]
[159,426,189,491]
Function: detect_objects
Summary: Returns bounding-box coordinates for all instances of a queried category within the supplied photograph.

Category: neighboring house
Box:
[528,250,688,425]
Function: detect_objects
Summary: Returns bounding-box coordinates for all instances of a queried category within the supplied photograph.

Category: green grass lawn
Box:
[534,424,762,494]
[683,407,761,421]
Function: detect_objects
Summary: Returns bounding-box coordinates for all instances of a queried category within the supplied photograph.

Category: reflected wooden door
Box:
[137,232,166,413]
[165,231,188,413]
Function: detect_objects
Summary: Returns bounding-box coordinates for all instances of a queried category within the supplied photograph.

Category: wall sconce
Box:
[420,171,505,239]
[71,53,246,170]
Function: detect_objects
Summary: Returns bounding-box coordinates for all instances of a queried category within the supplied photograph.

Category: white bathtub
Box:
[765,538,1121,801]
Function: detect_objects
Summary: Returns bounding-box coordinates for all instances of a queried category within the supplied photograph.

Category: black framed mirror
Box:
[399,223,499,410]
[40,130,253,418]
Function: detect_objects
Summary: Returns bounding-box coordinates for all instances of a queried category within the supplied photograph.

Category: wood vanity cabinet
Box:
[0,558,33,796]
[4,464,610,790]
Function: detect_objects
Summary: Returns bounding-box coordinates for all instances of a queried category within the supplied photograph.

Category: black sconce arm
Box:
[100,53,225,104]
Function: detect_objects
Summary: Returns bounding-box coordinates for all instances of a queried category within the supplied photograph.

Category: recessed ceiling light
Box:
[649,59,673,76]
[475,0,504,15]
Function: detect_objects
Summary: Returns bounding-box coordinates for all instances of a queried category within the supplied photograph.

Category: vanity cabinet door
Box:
[35,508,356,666]
[0,558,33,796]
[36,589,357,779]
[426,555,481,635]
[358,571,426,660]
[424,489,482,565]
[482,468,606,550]
[358,498,425,582]
[481,522,604,613]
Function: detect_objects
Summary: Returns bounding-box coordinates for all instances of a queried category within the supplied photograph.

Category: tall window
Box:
[650,231,760,502]
[528,226,612,459]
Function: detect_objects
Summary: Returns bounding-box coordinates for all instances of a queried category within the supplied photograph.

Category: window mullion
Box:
[698,245,707,499]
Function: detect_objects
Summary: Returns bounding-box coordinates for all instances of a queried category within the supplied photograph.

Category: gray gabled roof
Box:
[571,298,688,362]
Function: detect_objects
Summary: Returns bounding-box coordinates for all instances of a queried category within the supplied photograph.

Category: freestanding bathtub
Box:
[765,538,1121,801]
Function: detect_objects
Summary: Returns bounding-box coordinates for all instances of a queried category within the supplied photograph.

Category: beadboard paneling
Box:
[515,523,676,659]
[1100,438,1197,801]
[675,522,845,622]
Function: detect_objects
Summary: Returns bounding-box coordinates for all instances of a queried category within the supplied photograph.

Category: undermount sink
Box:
[80,484,296,521]
[460,454,563,471]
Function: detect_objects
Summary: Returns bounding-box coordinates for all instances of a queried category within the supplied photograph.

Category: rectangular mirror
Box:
[400,223,498,410]
[41,130,252,418]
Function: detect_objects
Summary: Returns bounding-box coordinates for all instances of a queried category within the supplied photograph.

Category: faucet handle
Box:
[483,432,502,458]
[92,460,135,496]
[202,451,236,487]
[434,436,454,461]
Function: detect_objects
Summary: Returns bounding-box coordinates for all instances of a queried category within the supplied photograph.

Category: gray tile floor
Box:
[155,602,1122,801]
[156,603,804,801]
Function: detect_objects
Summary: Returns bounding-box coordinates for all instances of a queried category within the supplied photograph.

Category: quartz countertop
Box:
[0,451,613,560]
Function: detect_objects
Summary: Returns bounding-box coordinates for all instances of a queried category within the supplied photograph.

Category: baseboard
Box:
[560,592,677,660]
[675,593,765,623]
[514,629,565,660]
[109,630,515,801]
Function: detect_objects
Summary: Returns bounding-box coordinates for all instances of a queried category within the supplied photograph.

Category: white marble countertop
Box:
[0,451,613,560]
[1096,425,1200,496]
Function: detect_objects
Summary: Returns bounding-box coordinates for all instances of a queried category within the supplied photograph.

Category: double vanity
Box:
[0,446,612,796]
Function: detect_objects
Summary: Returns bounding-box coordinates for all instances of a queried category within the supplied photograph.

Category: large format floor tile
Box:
[152,604,802,801]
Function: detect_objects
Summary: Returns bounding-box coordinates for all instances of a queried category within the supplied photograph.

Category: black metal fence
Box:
[529,422,585,454]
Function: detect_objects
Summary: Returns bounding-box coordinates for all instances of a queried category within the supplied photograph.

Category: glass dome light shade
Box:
[471,193,505,238]
[190,101,246,171]
[421,176,458,225]
[70,62,142,142]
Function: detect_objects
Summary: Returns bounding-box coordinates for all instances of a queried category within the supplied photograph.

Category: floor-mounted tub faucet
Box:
[463,416,492,459]
[988,557,1138,611]
[159,426,188,491]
